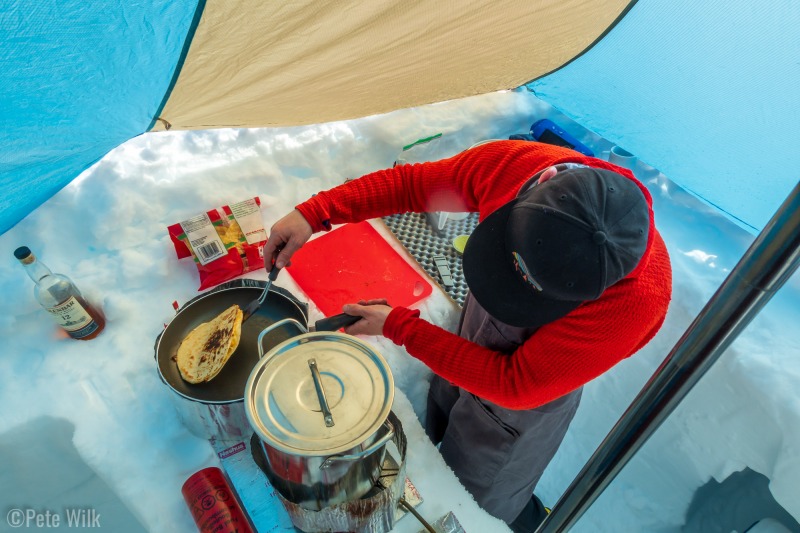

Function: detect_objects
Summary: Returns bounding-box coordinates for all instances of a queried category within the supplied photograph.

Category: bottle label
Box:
[179,213,227,266]
[47,297,99,339]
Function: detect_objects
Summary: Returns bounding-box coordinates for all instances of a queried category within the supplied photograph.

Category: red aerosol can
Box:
[182,467,254,533]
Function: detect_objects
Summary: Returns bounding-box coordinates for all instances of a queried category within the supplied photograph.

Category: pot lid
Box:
[244,332,394,456]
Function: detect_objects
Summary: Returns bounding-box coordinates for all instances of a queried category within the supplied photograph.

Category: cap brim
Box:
[462,200,582,328]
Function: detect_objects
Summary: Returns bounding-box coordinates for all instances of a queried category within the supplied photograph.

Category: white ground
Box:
[1,89,798,532]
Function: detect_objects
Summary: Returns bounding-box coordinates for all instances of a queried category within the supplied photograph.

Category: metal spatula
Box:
[241,266,281,323]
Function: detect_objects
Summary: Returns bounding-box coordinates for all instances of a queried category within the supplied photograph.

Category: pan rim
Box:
[156,284,307,405]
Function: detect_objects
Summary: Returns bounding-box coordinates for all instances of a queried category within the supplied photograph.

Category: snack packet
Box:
[168,198,268,290]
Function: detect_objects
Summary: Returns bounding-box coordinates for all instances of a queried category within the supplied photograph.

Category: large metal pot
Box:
[155,279,308,442]
[245,319,395,510]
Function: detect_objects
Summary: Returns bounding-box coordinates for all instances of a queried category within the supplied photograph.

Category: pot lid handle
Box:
[308,359,334,427]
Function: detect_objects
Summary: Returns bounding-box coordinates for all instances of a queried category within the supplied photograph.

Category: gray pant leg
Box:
[438,387,582,523]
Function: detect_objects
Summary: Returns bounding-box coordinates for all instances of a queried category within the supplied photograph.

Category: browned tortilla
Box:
[176,304,243,383]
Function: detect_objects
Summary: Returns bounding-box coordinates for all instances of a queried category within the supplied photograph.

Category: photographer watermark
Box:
[6,507,101,528]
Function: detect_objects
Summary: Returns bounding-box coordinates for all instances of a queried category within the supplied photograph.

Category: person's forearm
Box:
[294,151,483,232]
[294,166,424,232]
[384,307,574,409]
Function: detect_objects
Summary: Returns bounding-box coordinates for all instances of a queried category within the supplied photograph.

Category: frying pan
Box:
[156,278,308,404]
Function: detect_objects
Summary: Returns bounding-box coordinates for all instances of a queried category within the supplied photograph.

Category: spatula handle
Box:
[267,264,281,281]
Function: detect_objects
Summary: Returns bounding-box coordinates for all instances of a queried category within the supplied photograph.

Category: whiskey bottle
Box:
[14,246,105,340]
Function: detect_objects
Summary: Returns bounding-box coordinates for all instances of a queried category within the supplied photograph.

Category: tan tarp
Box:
[152,1,630,131]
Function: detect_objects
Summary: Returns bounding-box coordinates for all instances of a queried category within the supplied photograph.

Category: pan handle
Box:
[257,318,308,358]
[314,313,361,332]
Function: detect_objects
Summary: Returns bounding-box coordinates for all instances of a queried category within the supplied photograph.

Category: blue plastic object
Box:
[531,119,594,157]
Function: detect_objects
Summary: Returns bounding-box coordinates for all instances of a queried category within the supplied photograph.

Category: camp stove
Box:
[210,412,437,533]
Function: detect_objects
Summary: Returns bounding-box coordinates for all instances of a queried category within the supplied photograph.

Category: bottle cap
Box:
[14,246,32,261]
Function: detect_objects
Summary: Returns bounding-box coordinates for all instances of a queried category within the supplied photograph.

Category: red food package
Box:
[168,198,268,290]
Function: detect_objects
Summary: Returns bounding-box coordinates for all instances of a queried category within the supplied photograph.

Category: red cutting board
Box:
[287,221,433,316]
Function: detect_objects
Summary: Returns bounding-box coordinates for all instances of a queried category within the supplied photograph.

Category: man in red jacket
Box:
[265,140,672,532]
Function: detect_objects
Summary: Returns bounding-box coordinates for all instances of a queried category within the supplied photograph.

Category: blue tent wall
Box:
[2,1,798,235]
[528,1,800,233]
[0,1,200,235]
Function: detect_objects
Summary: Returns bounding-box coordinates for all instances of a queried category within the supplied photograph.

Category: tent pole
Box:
[537,181,800,533]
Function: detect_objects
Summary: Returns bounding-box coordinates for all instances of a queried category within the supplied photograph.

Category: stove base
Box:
[213,412,423,533]
[257,412,413,533]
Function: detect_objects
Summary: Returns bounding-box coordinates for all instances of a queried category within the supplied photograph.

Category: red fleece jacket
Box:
[296,140,672,409]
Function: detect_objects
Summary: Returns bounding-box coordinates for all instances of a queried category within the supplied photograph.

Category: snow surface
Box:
[1,89,798,532]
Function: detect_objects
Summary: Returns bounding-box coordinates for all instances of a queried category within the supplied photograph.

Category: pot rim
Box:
[245,331,395,456]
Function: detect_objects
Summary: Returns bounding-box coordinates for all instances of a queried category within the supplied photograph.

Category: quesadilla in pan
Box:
[177,304,243,383]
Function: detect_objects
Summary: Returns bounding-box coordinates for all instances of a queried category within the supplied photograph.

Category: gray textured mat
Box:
[382,212,479,307]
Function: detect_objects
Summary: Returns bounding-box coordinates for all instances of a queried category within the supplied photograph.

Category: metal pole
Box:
[538,181,800,532]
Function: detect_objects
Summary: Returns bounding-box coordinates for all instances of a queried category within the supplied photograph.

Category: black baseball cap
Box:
[462,167,650,328]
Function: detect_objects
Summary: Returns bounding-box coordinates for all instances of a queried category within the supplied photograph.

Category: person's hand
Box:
[341,299,392,337]
[264,210,313,270]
